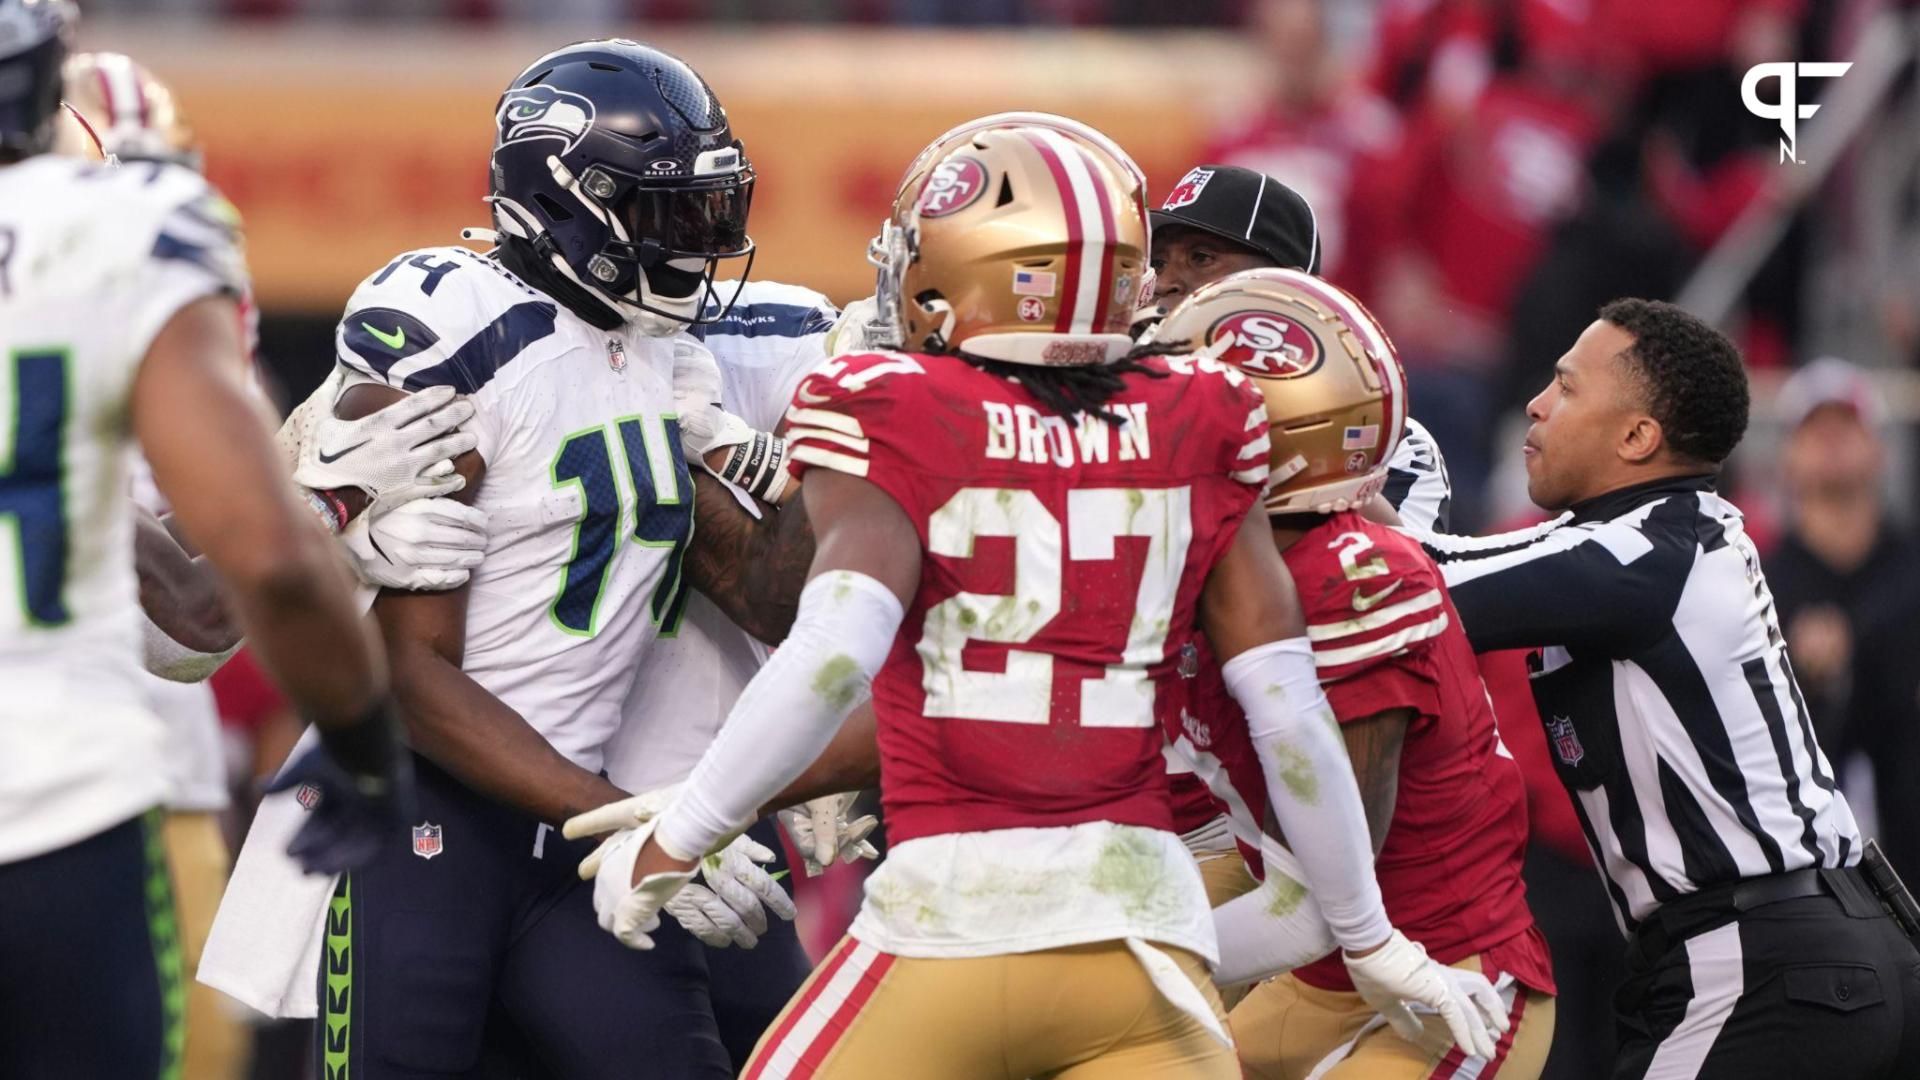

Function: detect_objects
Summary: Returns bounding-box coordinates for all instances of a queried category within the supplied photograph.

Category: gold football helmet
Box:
[54,51,199,169]
[889,110,1148,230]
[1152,267,1405,513]
[864,112,1148,349]
[879,124,1146,366]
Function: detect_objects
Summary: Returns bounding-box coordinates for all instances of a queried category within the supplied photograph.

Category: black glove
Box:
[266,703,415,875]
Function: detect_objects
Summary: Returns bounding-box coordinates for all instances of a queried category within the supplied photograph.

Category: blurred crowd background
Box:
[72,1,1920,1078]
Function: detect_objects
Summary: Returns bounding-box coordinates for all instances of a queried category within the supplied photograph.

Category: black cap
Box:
[1150,165,1320,275]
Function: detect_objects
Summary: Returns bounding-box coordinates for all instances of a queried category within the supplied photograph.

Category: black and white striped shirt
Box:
[1424,475,1862,933]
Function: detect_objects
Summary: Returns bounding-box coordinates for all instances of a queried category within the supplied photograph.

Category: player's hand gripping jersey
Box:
[783,347,1270,956]
[333,244,697,770]
[1178,512,1554,994]
[0,156,246,862]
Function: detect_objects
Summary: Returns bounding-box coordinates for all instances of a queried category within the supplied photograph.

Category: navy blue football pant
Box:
[481,817,814,1075]
[0,811,183,1080]
[316,755,741,1080]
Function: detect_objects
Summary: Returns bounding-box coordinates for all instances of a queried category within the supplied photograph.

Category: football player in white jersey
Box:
[0,3,409,1076]
[264,40,820,1079]
[56,50,490,1080]
[601,276,840,1065]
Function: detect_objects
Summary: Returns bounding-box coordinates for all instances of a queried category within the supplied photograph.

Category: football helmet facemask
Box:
[1149,267,1406,514]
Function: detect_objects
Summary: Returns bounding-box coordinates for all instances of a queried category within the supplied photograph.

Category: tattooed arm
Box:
[683,473,816,646]
[1342,707,1411,855]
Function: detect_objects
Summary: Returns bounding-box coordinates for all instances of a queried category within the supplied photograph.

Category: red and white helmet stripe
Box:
[1021,128,1119,336]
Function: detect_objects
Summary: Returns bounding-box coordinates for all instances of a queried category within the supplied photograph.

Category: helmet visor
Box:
[614,171,754,262]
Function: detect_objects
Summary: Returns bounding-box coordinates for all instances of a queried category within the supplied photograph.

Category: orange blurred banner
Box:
[82,23,1261,313]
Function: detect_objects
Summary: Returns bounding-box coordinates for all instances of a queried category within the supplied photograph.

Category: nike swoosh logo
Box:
[317,439,370,464]
[362,322,406,349]
[794,385,832,406]
[1351,580,1403,612]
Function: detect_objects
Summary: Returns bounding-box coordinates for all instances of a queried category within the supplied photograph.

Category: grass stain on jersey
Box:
[812,654,864,711]
[1266,739,1320,805]
[1090,830,1185,921]
[1265,872,1309,917]
[866,875,945,931]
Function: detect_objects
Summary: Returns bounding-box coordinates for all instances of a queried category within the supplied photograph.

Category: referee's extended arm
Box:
[1425,501,1692,655]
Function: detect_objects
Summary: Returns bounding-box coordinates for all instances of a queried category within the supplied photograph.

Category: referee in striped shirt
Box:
[1422,300,1920,1079]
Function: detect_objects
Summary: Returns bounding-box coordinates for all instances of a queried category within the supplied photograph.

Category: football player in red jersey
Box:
[1151,268,1556,1079]
[564,125,1505,1077]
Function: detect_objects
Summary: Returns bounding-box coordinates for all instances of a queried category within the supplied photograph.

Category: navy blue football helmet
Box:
[0,0,75,159]
[487,39,754,336]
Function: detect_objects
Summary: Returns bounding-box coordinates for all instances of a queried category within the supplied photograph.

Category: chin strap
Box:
[496,235,626,332]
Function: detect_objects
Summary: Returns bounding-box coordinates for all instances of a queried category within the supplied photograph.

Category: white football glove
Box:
[566,784,681,879]
[341,497,488,591]
[826,295,886,355]
[581,818,695,951]
[684,833,798,948]
[668,339,790,503]
[293,383,478,509]
[566,789,796,950]
[1344,930,1506,1061]
[778,793,879,877]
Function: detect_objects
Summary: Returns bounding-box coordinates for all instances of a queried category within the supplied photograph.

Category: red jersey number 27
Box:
[917,486,1192,729]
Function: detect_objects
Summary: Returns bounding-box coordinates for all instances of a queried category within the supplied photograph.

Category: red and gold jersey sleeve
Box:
[1285,514,1448,724]
[782,350,945,517]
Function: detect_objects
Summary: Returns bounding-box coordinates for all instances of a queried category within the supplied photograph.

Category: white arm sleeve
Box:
[652,570,903,861]
[1221,637,1391,953]
[1211,840,1335,985]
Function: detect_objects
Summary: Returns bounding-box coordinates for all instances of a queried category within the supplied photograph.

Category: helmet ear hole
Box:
[533,193,573,221]
[913,290,954,350]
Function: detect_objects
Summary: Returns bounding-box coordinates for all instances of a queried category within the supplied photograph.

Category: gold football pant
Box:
[743,936,1238,1079]
[164,810,249,1080]
[1231,953,1555,1079]
[1194,853,1260,1010]
[1196,851,1259,908]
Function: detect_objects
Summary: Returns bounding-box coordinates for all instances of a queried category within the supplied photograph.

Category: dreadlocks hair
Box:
[964,341,1169,426]
[1598,298,1750,466]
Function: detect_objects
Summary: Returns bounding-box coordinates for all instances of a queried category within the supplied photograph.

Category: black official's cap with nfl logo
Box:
[1150,164,1321,276]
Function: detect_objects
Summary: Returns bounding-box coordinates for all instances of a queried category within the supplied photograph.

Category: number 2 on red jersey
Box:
[919,485,1193,729]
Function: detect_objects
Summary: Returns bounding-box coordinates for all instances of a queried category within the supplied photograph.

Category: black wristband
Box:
[315,697,405,787]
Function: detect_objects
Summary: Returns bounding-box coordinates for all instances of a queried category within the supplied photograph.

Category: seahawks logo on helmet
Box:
[496,86,595,155]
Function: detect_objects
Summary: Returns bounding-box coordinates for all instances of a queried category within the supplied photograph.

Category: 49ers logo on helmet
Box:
[919,157,988,218]
[1207,311,1323,379]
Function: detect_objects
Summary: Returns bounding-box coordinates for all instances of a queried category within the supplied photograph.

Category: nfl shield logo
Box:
[1547,716,1585,768]
[295,783,321,811]
[1162,167,1215,210]
[412,822,444,860]
[606,338,627,372]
